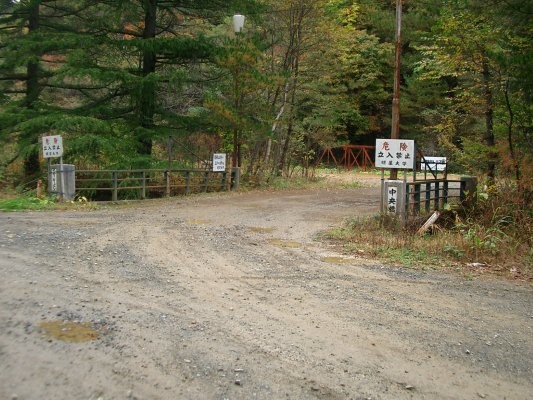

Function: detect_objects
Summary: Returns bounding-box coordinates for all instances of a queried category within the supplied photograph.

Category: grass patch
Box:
[341,181,364,189]
[0,194,98,212]
[0,196,56,211]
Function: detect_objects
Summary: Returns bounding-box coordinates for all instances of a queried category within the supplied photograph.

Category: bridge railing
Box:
[76,168,238,201]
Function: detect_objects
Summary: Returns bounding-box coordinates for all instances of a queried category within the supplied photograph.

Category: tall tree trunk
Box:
[232,61,243,169]
[139,0,157,156]
[23,0,41,178]
[275,4,304,176]
[503,79,522,193]
[276,74,299,176]
[481,56,496,184]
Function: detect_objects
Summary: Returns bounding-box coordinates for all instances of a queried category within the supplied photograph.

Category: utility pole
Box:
[390,0,403,180]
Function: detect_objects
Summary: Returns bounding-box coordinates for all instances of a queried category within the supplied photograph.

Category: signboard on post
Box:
[212,153,226,172]
[421,157,446,171]
[375,139,415,170]
[42,135,63,158]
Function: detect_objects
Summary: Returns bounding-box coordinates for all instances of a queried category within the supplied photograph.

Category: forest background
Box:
[0,0,531,194]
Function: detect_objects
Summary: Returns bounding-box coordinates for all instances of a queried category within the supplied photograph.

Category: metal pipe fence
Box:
[76,169,237,201]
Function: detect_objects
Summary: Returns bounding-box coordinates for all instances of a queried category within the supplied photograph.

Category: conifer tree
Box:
[0,0,263,181]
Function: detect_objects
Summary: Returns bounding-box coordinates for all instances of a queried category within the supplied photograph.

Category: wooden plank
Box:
[417,211,440,235]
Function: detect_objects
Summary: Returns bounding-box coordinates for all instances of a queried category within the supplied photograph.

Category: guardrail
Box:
[76,169,238,201]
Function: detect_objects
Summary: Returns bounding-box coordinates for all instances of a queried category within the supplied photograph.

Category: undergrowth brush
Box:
[329,181,532,280]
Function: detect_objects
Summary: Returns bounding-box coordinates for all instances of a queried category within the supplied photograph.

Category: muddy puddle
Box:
[269,239,302,248]
[248,227,275,234]
[39,320,99,343]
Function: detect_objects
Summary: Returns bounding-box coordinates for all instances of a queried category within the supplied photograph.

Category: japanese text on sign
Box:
[212,153,226,172]
[375,139,415,170]
[50,168,58,192]
[387,187,398,213]
[42,135,63,158]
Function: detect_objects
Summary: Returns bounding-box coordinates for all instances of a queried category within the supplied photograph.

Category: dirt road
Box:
[1,187,531,400]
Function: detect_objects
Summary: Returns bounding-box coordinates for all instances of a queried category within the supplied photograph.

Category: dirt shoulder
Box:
[1,186,531,400]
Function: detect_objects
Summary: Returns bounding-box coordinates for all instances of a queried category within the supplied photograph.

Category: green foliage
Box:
[443,243,464,259]
[412,0,532,184]
[377,246,441,268]
[0,0,530,192]
[0,196,55,211]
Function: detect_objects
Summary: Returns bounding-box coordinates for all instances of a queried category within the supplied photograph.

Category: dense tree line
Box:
[0,0,530,191]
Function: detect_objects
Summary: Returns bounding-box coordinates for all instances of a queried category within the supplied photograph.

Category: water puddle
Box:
[248,227,275,234]
[39,320,99,343]
[269,239,302,248]
[187,219,211,225]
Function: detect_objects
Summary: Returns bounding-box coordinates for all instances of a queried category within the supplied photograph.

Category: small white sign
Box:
[375,139,415,170]
[387,186,398,213]
[212,153,226,172]
[42,135,63,158]
[50,167,58,192]
[421,157,446,171]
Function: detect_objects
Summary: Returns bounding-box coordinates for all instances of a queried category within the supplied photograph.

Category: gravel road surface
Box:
[1,187,531,400]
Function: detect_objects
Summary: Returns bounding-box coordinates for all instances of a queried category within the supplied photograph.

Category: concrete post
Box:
[48,164,75,201]
[460,176,478,207]
[383,180,407,217]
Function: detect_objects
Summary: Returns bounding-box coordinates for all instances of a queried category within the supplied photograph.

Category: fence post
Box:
[231,167,240,191]
[165,170,170,197]
[142,171,146,199]
[414,182,421,214]
[203,171,209,193]
[112,171,118,201]
[425,182,431,213]
[443,180,449,207]
[185,171,191,195]
[405,184,410,214]
[434,181,440,210]
[222,171,227,191]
